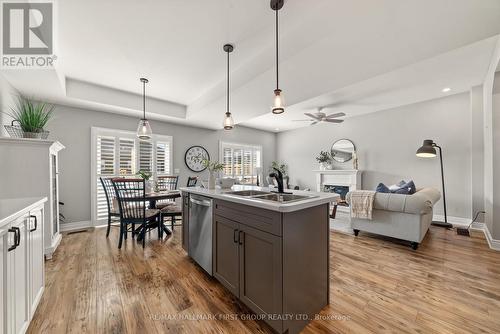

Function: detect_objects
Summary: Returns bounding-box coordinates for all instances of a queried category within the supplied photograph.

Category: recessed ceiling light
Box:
[275,128,280,131]
[442,87,451,93]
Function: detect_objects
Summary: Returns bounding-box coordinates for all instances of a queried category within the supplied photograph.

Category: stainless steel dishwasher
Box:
[188,194,213,275]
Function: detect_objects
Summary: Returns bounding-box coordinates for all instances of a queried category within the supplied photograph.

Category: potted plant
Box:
[316,151,333,170]
[5,96,54,139]
[136,170,154,193]
[202,159,224,189]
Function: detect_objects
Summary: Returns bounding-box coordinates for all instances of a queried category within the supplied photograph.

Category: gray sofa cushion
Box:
[347,187,440,215]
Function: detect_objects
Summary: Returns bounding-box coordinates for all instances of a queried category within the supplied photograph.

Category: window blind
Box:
[219,142,262,185]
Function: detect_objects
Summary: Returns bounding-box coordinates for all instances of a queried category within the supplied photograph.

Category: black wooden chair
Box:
[99,177,121,238]
[112,178,161,248]
[155,175,179,210]
[187,176,198,187]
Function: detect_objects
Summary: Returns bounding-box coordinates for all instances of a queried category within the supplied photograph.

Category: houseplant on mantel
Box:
[4,96,54,139]
[316,151,333,170]
[202,159,224,189]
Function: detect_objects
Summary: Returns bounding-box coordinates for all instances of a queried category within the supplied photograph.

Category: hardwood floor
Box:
[28,226,500,333]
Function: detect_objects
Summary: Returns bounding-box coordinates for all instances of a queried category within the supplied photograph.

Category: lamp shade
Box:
[137,119,152,140]
[272,89,285,114]
[416,139,437,158]
[223,112,234,130]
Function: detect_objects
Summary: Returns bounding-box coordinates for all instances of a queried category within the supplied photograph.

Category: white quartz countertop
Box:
[0,197,47,227]
[179,185,339,212]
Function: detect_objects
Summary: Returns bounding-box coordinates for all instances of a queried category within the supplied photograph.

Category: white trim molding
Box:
[60,220,92,232]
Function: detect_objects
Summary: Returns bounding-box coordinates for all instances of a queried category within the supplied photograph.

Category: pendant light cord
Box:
[227,49,230,114]
[142,80,146,119]
[275,8,279,90]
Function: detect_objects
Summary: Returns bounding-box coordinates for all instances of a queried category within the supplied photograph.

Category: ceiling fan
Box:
[292,108,346,125]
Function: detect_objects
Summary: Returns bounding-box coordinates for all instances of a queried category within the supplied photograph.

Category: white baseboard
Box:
[469,222,500,251]
[60,220,92,232]
[432,214,471,226]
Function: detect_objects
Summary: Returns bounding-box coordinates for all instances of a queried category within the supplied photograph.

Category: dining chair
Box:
[99,177,121,238]
[112,178,161,248]
[187,176,198,187]
[155,175,179,209]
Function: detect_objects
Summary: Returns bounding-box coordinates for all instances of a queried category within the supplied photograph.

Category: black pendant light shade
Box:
[136,77,152,140]
[271,0,285,114]
[223,44,235,130]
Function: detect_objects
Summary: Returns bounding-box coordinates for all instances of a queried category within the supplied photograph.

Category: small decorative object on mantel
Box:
[136,170,153,193]
[202,159,224,190]
[4,96,53,139]
[316,150,333,170]
[352,151,359,170]
[185,145,210,172]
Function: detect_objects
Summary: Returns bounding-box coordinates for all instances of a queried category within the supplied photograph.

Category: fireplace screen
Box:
[323,185,349,206]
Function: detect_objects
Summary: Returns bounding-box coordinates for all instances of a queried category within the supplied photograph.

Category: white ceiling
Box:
[2,0,500,132]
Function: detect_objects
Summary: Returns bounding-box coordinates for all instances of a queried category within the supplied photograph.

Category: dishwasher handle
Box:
[190,197,212,207]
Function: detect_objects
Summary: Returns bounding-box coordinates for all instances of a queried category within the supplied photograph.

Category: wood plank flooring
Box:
[28,226,500,333]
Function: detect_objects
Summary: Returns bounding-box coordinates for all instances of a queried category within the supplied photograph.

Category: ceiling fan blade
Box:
[309,121,319,125]
[324,119,344,123]
[305,112,322,121]
[292,119,313,122]
[326,112,346,119]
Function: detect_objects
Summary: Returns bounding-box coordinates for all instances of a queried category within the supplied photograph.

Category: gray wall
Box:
[47,105,277,224]
[0,75,17,137]
[277,93,472,219]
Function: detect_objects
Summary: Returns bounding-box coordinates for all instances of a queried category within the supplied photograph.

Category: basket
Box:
[4,120,49,139]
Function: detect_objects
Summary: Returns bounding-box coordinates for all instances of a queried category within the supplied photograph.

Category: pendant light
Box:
[136,77,152,140]
[271,0,285,114]
[223,43,234,130]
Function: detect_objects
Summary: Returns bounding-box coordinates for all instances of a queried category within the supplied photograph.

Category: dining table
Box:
[136,190,181,240]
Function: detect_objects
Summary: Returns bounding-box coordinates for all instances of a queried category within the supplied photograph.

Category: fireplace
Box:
[323,185,349,206]
[314,169,362,213]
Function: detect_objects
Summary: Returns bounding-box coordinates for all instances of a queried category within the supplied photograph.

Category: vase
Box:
[208,172,216,190]
[145,180,154,193]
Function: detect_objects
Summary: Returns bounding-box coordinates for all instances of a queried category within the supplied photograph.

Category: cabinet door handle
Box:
[233,229,238,243]
[238,231,244,245]
[7,228,17,252]
[14,227,20,247]
[29,215,38,232]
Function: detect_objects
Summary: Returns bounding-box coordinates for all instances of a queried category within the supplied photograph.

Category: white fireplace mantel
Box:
[314,169,362,193]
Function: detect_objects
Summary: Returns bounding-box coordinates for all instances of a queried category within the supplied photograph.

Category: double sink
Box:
[225,190,317,203]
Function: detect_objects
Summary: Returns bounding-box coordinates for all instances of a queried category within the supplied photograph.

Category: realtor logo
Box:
[1,1,55,68]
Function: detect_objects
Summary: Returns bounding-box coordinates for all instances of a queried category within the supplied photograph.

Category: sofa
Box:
[346,188,441,249]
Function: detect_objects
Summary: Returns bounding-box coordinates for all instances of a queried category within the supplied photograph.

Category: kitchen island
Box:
[179,185,338,334]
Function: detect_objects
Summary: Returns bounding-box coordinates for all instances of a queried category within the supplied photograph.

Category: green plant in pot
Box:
[316,151,333,170]
[202,159,224,190]
[5,96,54,139]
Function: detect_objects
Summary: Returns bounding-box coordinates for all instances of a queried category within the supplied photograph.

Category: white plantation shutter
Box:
[219,142,262,185]
[96,136,116,221]
[139,141,153,173]
[119,138,135,175]
[92,128,173,224]
[156,141,171,175]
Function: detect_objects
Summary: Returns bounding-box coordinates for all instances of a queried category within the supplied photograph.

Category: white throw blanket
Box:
[349,190,376,220]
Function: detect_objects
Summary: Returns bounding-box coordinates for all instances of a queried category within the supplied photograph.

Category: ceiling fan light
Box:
[137,118,152,140]
[223,112,234,130]
[272,89,285,114]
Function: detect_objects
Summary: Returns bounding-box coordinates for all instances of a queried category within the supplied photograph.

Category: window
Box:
[219,141,262,185]
[91,127,173,225]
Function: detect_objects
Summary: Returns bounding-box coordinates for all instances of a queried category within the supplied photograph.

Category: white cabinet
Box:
[0,199,46,334]
[0,138,64,259]
[7,217,30,334]
[28,208,44,316]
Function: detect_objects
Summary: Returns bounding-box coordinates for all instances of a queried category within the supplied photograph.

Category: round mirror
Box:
[331,139,356,163]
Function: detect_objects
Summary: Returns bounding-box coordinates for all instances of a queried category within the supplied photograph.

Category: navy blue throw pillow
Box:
[376,183,390,193]
[394,180,416,195]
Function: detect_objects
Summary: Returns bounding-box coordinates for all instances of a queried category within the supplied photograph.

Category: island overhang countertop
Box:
[179,185,339,212]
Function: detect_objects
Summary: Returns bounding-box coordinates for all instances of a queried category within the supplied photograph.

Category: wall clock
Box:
[184,145,210,172]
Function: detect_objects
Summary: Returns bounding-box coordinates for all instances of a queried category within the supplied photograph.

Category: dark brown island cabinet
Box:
[181,191,331,334]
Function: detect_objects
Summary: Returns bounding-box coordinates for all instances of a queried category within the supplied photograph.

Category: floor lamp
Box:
[416,139,453,228]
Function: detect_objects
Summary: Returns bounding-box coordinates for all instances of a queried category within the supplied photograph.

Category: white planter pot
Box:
[145,180,154,193]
